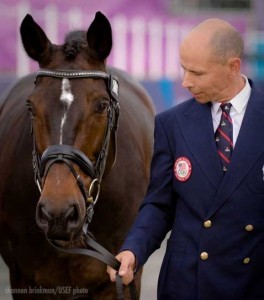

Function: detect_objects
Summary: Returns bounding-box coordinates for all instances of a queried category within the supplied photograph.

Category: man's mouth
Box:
[192,92,202,97]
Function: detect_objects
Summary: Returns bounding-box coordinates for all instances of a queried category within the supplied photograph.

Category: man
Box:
[107,18,264,299]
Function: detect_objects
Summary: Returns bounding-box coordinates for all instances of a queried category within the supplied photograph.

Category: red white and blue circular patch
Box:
[174,157,192,182]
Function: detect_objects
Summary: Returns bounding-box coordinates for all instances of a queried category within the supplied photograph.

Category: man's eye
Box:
[193,72,203,76]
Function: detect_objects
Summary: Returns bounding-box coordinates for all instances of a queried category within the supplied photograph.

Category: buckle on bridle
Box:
[87,178,100,204]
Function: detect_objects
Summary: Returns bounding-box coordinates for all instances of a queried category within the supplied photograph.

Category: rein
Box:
[27,69,138,300]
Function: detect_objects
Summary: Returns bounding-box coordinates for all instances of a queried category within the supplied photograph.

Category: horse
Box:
[0,12,155,299]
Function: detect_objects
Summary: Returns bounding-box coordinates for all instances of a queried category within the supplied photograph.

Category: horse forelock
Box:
[63,30,87,60]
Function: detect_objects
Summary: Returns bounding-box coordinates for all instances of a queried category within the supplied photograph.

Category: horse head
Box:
[20,12,119,243]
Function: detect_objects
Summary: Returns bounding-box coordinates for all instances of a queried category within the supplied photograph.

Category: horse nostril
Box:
[36,201,82,239]
[36,203,51,232]
[37,204,51,222]
[65,205,80,227]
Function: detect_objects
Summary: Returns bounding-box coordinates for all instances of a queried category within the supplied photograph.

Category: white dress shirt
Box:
[211,75,251,147]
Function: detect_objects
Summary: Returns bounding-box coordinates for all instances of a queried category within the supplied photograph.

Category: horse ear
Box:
[20,14,53,64]
[86,11,112,61]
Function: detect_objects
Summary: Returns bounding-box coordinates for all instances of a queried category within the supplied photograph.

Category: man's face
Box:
[179,39,231,104]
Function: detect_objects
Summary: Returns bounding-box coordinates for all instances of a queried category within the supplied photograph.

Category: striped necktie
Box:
[215,103,233,172]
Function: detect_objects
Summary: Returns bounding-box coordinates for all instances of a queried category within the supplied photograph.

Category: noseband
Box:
[27,69,120,224]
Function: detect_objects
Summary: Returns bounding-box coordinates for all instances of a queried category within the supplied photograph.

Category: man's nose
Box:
[182,72,193,89]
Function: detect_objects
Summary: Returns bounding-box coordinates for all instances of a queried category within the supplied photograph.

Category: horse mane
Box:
[63,31,87,60]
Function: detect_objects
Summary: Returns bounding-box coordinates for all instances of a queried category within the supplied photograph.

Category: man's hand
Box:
[107,250,136,285]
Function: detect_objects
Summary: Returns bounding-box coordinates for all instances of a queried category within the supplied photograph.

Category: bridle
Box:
[27,69,137,300]
[28,69,119,211]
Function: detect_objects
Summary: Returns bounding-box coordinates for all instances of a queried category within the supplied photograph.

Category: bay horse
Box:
[0,12,154,299]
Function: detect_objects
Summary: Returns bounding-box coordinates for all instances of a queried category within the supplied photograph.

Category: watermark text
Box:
[4,286,88,296]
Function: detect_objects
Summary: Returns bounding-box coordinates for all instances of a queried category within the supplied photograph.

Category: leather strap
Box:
[41,145,96,179]
[49,235,138,300]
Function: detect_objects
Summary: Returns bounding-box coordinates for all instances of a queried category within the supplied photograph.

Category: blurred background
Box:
[0,0,263,299]
[0,0,264,110]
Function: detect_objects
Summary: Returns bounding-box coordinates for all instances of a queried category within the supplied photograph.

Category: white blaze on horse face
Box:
[59,78,74,144]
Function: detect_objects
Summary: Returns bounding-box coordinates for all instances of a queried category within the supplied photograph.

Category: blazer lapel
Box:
[178,100,223,190]
[207,86,264,218]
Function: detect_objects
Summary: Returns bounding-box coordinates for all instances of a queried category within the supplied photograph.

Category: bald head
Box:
[182,18,244,64]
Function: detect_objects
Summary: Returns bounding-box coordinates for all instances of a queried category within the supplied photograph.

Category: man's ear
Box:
[228,57,241,75]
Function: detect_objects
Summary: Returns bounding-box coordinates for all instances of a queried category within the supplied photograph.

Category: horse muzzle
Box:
[35,160,88,242]
[36,196,83,241]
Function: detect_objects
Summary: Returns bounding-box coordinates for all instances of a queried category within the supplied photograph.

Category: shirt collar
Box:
[212,75,251,115]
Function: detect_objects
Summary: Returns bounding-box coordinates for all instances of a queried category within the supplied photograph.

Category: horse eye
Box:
[26,100,35,115]
[96,100,110,113]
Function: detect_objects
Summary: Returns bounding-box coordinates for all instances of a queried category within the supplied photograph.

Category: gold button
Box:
[200,252,209,260]
[243,257,250,264]
[203,220,212,228]
[245,224,254,232]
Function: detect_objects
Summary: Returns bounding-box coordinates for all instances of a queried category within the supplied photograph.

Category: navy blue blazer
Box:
[121,80,264,300]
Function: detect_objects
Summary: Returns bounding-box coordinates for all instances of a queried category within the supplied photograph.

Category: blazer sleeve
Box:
[120,113,177,268]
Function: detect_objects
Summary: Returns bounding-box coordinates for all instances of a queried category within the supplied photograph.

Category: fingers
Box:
[107,250,136,285]
[107,265,117,283]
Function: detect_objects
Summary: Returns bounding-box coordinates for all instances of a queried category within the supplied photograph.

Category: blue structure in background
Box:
[142,79,179,112]
[255,41,264,79]
[141,78,192,113]
[159,79,175,109]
